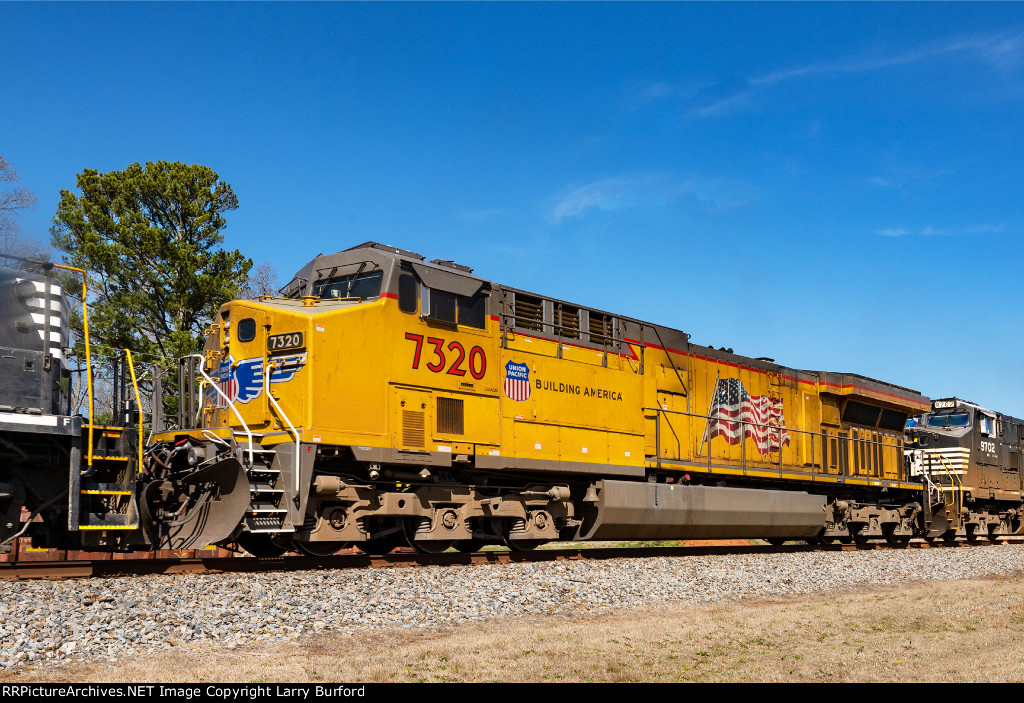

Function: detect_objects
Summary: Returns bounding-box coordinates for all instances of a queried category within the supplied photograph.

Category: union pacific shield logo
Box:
[504,361,531,401]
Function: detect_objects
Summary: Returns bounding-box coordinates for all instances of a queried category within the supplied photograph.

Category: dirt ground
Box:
[4,575,1024,683]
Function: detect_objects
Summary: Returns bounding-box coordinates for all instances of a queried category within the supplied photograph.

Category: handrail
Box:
[645,405,907,480]
[932,453,964,526]
[50,263,94,471]
[195,378,208,425]
[123,349,143,475]
[188,354,253,466]
[648,324,687,397]
[264,359,301,493]
[502,311,621,347]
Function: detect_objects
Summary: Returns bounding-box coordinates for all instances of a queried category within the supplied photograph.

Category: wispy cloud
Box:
[660,31,1024,118]
[876,223,1008,237]
[865,166,956,190]
[550,173,755,222]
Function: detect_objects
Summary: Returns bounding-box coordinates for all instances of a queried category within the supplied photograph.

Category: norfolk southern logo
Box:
[504,361,531,401]
[207,354,308,406]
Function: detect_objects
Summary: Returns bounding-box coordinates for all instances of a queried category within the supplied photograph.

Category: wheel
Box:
[941,530,957,545]
[765,538,788,546]
[987,524,1000,543]
[504,538,546,551]
[851,526,871,545]
[294,541,351,557]
[819,535,835,545]
[402,518,455,554]
[838,535,854,544]
[236,533,288,558]
[407,539,455,554]
[881,524,910,546]
[356,536,404,555]
[453,540,485,553]
[495,518,548,552]
[965,524,980,543]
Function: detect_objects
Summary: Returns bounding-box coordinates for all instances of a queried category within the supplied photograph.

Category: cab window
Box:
[313,270,383,301]
[237,318,256,343]
[421,287,487,329]
[979,414,996,436]
[399,274,417,314]
[926,412,970,428]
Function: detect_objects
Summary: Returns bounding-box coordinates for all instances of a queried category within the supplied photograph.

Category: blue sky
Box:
[4,2,1023,415]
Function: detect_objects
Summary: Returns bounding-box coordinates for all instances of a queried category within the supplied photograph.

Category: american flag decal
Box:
[504,361,531,402]
[708,378,791,455]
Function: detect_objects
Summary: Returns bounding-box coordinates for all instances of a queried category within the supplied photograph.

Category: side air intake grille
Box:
[556,305,580,340]
[403,411,425,447]
[514,293,543,332]
[589,313,612,344]
[437,397,464,435]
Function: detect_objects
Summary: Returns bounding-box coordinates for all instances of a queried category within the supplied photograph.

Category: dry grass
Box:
[5,576,1024,683]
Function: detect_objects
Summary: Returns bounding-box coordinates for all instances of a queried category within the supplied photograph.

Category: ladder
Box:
[241,443,294,534]
[68,351,142,536]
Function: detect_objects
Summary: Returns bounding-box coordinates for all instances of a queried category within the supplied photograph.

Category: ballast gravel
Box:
[3,545,1024,669]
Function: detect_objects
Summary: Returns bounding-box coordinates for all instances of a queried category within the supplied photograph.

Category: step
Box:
[81,482,134,496]
[78,513,139,530]
[243,514,294,533]
[248,481,283,494]
[246,465,281,474]
[85,455,131,462]
[247,502,288,514]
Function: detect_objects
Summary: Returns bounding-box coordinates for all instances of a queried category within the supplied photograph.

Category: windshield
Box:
[926,412,971,428]
[313,270,383,301]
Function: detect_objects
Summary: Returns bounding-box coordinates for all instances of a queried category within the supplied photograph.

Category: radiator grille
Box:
[556,305,580,340]
[589,313,611,344]
[437,397,464,435]
[402,410,425,447]
[514,293,543,331]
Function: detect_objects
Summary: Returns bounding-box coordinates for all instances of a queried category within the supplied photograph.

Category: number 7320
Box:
[405,333,487,379]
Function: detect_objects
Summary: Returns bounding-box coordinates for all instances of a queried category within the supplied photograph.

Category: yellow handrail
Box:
[124,349,144,475]
[51,264,93,471]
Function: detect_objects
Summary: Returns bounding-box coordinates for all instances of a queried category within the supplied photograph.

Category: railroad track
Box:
[4,538,1023,581]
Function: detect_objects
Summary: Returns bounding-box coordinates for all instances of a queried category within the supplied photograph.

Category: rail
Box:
[124,350,144,474]
[263,358,302,493]
[49,263,95,470]
[500,307,623,358]
[930,452,964,526]
[646,405,909,483]
[188,353,254,466]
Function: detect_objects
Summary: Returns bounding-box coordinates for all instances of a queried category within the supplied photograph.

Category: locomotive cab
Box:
[906,398,1024,540]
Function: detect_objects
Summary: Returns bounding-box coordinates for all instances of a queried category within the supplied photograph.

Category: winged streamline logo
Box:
[207,354,308,406]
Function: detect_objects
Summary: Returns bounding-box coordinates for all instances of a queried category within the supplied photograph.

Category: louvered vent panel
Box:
[437,397,464,435]
[514,294,543,331]
[557,306,580,339]
[403,410,425,447]
[589,313,611,343]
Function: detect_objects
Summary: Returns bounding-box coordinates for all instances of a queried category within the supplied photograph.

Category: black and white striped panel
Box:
[4,273,69,360]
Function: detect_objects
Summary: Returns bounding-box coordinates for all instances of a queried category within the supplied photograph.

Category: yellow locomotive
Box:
[144,241,936,555]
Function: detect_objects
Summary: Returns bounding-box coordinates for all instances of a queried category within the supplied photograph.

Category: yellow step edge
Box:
[80,490,133,496]
[77,525,138,531]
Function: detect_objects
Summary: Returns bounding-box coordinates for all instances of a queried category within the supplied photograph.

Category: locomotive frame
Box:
[5,243,1021,555]
[143,241,1013,556]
